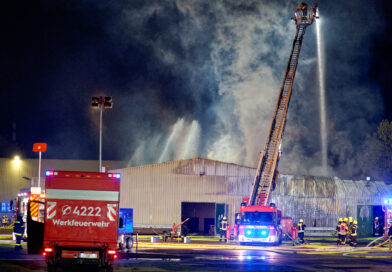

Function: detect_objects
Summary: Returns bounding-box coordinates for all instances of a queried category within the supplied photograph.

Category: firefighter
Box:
[298,219,306,244]
[220,217,228,242]
[13,215,25,251]
[235,214,241,225]
[339,218,348,245]
[336,218,343,245]
[350,220,358,247]
[346,217,354,244]
[348,217,353,228]
[298,2,308,18]
[374,217,380,237]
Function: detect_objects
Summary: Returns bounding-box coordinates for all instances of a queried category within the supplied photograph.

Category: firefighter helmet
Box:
[299,219,303,223]
[344,218,348,222]
[349,217,353,222]
[354,220,357,224]
[339,218,343,222]
[223,217,227,220]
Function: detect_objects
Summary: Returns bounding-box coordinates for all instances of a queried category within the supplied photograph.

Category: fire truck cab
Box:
[237,205,282,245]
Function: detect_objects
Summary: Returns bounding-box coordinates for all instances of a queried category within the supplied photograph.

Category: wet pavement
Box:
[0,238,391,271]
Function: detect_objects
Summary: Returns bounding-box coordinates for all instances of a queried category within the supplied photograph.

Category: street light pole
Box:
[99,103,103,172]
[92,96,112,173]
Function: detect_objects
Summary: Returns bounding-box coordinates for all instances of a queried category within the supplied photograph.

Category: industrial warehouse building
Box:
[1,157,391,237]
[115,158,392,237]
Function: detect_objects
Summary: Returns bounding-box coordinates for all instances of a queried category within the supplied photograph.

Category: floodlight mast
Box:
[248,3,318,207]
[91,96,112,172]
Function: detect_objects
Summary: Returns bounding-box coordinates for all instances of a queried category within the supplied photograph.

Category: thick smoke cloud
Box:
[2,0,388,180]
[105,0,385,180]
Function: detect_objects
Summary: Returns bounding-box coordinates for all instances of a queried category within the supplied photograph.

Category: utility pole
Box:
[32,143,47,189]
[92,96,112,172]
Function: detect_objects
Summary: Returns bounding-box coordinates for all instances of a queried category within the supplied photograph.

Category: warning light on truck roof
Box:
[45,170,58,176]
[384,198,392,205]
[108,173,121,179]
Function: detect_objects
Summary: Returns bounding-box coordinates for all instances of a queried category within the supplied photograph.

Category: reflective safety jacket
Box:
[220,220,228,231]
[298,223,306,233]
[339,222,347,235]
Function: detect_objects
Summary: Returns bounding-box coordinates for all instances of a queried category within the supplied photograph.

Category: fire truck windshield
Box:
[241,211,275,225]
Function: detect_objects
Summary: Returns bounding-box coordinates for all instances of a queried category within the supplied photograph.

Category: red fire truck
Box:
[43,170,120,269]
[237,205,282,245]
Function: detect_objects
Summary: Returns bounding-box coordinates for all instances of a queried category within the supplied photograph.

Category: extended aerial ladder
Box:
[248,3,318,207]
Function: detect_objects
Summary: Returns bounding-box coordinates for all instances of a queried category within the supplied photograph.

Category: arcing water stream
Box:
[316,17,328,175]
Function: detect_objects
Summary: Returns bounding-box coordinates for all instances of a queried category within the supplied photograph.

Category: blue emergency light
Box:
[384,198,392,205]
[108,173,121,179]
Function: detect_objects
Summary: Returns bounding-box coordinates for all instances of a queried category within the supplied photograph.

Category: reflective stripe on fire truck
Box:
[47,202,57,219]
[30,195,39,218]
[46,189,119,201]
[107,204,117,221]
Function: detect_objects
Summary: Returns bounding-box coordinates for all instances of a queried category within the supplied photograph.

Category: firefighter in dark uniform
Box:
[298,219,306,244]
[346,217,353,244]
[350,220,358,247]
[348,217,353,230]
[220,217,228,242]
[13,215,25,251]
[336,218,343,245]
[374,217,380,236]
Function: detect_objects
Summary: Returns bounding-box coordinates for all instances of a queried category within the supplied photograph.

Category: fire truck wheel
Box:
[47,265,61,272]
[126,237,133,249]
[99,265,113,272]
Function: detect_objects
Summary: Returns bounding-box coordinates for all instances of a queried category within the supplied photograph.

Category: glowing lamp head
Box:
[13,156,21,167]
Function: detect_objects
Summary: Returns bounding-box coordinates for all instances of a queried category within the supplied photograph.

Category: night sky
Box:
[1,0,391,180]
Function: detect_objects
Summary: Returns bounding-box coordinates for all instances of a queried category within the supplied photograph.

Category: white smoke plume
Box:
[113,0,385,179]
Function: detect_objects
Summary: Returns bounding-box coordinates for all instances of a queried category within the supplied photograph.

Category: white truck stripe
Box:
[46,189,119,201]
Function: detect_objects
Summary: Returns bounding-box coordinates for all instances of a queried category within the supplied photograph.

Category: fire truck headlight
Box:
[245,229,254,237]
[261,230,267,236]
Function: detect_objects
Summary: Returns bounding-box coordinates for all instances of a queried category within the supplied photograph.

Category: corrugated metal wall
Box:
[0,158,125,202]
[116,158,254,228]
[271,175,392,227]
[116,158,392,229]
